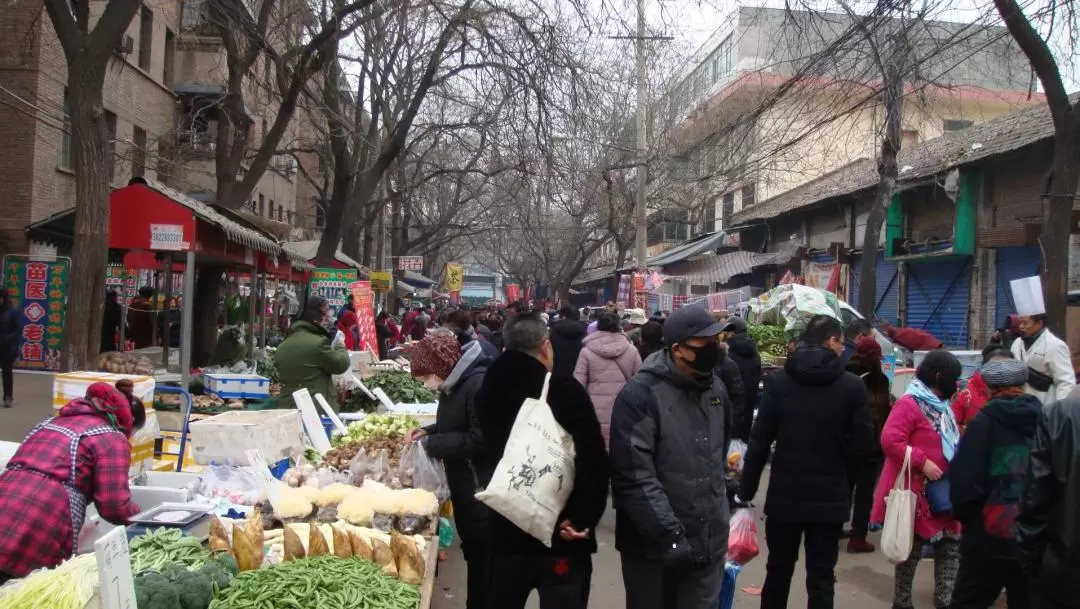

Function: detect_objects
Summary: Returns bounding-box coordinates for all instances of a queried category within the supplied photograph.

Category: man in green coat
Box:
[274,295,352,411]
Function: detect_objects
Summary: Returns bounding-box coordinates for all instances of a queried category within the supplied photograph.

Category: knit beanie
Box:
[410,333,461,380]
[981,359,1027,389]
[854,335,883,362]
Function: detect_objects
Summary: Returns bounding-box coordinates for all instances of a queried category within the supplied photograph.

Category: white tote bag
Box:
[881,446,917,564]
[476,372,576,546]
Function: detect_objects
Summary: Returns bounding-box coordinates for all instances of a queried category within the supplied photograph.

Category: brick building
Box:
[729,100,1075,350]
[0,0,319,258]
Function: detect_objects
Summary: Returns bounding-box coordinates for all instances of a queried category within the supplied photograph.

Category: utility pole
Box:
[634,0,648,274]
[611,4,670,274]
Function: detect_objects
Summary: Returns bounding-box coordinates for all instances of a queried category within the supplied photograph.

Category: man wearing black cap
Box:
[609,304,733,609]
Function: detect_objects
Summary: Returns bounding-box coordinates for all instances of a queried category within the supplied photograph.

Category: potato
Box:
[231,525,261,572]
[332,526,353,559]
[308,524,330,557]
[350,531,373,560]
[283,526,306,561]
[245,511,265,550]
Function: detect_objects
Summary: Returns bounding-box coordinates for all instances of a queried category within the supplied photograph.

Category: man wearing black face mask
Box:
[609,305,733,609]
[739,315,874,609]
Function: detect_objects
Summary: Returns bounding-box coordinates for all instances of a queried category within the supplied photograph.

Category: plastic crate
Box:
[187,410,304,466]
[269,458,291,480]
[204,373,271,400]
[320,416,336,440]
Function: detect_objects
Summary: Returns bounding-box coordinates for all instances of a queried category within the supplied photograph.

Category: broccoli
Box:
[173,570,214,609]
[210,554,239,577]
[133,572,181,609]
[199,561,233,592]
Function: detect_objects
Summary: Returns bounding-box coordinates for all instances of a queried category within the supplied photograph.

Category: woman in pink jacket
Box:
[574,312,642,448]
[871,350,963,609]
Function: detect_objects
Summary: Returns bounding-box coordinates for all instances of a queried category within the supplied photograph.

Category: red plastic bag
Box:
[728,508,760,565]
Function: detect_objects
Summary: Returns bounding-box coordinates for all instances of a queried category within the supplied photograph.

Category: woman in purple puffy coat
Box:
[574,312,642,448]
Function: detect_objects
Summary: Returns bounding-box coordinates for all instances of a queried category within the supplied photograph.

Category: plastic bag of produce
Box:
[727,439,747,474]
[475,373,576,547]
[727,508,760,565]
[398,441,450,503]
[196,465,262,504]
[368,448,393,485]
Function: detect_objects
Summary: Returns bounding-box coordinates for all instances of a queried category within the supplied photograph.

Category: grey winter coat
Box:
[609,350,732,564]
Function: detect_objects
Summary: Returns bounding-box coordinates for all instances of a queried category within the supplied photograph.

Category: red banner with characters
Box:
[350,281,379,359]
[3,257,69,371]
[505,284,521,303]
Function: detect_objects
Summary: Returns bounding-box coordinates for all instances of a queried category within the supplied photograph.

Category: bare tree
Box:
[41,0,142,369]
[992,0,1080,334]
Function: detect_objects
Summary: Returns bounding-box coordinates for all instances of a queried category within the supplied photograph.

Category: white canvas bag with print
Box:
[475,372,576,547]
[881,446,917,564]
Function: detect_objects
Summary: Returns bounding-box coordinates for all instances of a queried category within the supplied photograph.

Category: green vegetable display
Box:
[0,554,96,609]
[343,372,436,413]
[746,323,790,357]
[208,555,420,609]
[131,529,212,573]
[134,556,237,609]
[333,414,421,448]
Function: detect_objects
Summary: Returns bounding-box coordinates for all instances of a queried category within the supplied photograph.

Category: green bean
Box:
[208,556,421,609]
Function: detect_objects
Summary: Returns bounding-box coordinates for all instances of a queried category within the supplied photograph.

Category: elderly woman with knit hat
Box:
[843,335,893,553]
[407,333,492,609]
[948,358,1039,609]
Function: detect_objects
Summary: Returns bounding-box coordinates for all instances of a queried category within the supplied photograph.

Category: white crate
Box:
[204,373,271,400]
[913,350,982,381]
[187,410,304,466]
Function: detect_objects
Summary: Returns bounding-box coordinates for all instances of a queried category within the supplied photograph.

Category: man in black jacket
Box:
[949,358,1039,609]
[722,317,761,441]
[1017,386,1080,609]
[0,289,18,408]
[610,304,732,609]
[474,312,609,609]
[549,305,587,378]
[739,315,874,609]
[407,334,491,609]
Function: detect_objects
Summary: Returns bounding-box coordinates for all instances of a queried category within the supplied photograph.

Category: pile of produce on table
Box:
[132,554,238,609]
[0,553,97,609]
[207,555,420,609]
[746,323,789,359]
[323,415,421,474]
[98,351,155,375]
[130,528,213,573]
[342,372,435,413]
[155,393,245,414]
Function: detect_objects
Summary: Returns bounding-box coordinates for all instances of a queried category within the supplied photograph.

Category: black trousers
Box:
[849,460,881,538]
[620,554,725,609]
[951,554,1029,609]
[462,545,490,609]
[486,553,592,609]
[761,519,842,609]
[1,357,12,401]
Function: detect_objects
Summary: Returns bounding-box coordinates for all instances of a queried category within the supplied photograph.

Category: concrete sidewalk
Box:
[0,372,58,443]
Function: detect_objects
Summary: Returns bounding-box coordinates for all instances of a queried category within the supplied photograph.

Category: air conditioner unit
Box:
[118,35,134,55]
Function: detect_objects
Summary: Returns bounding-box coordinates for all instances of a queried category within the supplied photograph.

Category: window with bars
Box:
[741,183,756,208]
[138,6,153,71]
[60,91,72,169]
[258,194,265,216]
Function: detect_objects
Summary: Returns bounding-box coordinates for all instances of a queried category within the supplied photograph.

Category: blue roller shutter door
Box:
[848,254,899,324]
[994,247,1041,326]
[905,257,971,348]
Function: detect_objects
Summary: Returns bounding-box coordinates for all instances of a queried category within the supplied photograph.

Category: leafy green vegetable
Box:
[333,413,421,447]
[341,371,436,413]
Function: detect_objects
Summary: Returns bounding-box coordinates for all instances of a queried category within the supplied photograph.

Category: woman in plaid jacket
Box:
[0,382,145,582]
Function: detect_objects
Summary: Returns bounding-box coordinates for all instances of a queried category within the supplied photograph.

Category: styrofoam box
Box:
[913,350,982,381]
[188,410,304,466]
[53,371,155,411]
[204,373,271,400]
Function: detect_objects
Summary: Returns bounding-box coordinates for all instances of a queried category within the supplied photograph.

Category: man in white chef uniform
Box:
[1009,276,1076,404]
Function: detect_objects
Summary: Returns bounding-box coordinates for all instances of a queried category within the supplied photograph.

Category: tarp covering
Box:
[745,284,843,336]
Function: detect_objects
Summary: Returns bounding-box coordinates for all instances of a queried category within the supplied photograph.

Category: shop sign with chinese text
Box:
[3,257,69,371]
[397,256,424,271]
[370,271,392,292]
[309,268,359,314]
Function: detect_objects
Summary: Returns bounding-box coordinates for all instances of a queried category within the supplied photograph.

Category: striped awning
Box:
[663,248,797,285]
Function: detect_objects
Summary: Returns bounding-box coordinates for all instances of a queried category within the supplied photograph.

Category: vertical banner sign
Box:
[3,257,69,371]
[105,264,138,304]
[309,268,359,315]
[449,292,461,305]
[349,281,379,359]
[443,263,464,293]
[505,284,521,303]
[397,256,424,272]
[370,271,392,293]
